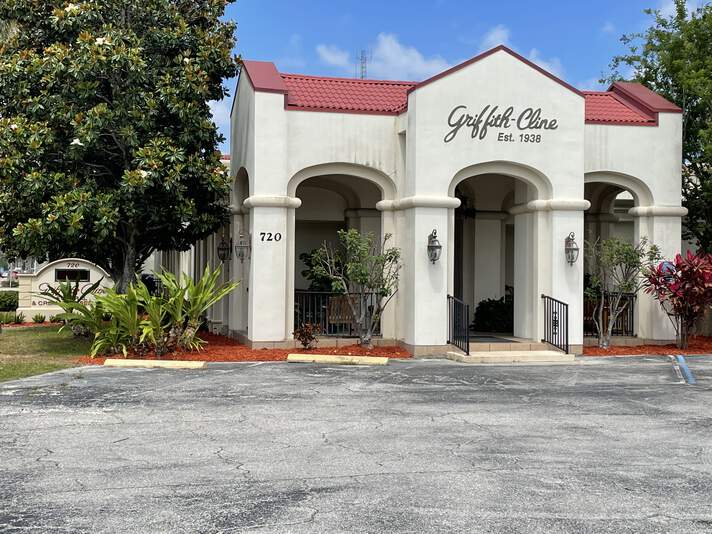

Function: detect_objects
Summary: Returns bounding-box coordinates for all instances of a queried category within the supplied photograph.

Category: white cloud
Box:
[276,34,306,71]
[369,33,451,80]
[527,48,564,78]
[601,21,616,33]
[316,44,352,70]
[480,24,511,50]
[316,33,451,80]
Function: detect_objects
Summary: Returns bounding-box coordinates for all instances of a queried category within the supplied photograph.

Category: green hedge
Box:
[0,290,18,311]
[473,297,514,333]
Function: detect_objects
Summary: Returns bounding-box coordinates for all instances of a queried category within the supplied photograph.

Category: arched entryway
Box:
[287,164,397,342]
[583,171,655,342]
[448,162,552,342]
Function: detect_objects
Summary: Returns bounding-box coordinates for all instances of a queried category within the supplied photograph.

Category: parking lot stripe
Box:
[675,355,697,385]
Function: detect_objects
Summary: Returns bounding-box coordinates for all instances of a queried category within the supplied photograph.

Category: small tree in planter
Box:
[310,230,402,348]
[585,237,661,348]
[644,251,712,348]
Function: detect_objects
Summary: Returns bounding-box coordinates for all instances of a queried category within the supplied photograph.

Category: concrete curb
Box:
[287,354,389,366]
[104,359,207,369]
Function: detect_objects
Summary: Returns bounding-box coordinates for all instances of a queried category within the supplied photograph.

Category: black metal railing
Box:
[294,291,381,337]
[584,293,636,337]
[447,295,470,355]
[542,294,569,353]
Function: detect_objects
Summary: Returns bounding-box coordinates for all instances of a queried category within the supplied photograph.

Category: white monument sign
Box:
[17,258,114,317]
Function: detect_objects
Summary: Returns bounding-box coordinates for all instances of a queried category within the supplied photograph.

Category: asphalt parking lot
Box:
[2,357,712,533]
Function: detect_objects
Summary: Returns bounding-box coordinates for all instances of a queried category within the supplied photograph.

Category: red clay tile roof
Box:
[241,51,681,125]
[281,74,416,114]
[611,81,682,113]
[583,92,656,125]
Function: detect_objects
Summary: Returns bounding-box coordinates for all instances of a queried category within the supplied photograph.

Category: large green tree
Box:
[605,0,712,252]
[0,1,238,290]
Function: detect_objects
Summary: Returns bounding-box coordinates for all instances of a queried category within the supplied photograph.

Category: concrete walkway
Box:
[2,357,712,533]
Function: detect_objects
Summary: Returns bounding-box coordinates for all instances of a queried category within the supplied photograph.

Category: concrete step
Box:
[447,350,574,364]
[468,341,549,352]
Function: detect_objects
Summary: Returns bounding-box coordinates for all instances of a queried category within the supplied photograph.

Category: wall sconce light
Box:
[565,232,580,265]
[427,229,442,264]
[234,232,251,263]
[216,237,233,263]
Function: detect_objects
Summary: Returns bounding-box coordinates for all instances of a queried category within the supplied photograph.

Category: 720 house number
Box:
[260,232,282,242]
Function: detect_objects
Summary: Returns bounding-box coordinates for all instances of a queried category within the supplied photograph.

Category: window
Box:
[55,269,90,282]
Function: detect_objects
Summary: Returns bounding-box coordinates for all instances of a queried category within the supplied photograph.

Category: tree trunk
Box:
[114,234,138,294]
[597,289,607,348]
[678,320,690,349]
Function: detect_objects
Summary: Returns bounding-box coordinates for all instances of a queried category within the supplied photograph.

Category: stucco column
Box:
[548,206,587,351]
[244,195,301,345]
[511,197,588,349]
[376,196,460,356]
[512,210,536,340]
[382,196,460,354]
[631,206,686,343]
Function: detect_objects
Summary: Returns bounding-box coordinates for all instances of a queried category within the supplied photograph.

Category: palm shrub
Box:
[55,301,107,338]
[94,286,143,357]
[58,266,238,357]
[32,314,46,324]
[39,279,103,306]
[134,282,170,356]
[157,265,240,351]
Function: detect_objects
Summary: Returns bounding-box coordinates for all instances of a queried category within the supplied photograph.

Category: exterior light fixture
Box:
[427,229,442,264]
[216,237,232,263]
[564,232,580,265]
[234,232,251,263]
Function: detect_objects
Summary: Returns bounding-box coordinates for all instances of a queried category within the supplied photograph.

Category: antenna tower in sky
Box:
[357,49,371,79]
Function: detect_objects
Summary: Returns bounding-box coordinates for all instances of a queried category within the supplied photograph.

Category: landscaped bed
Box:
[583,336,712,356]
[1,326,411,380]
[76,332,412,365]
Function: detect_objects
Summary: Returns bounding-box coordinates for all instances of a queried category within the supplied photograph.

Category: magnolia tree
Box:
[585,237,661,348]
[645,251,712,348]
[310,229,402,348]
[0,1,238,291]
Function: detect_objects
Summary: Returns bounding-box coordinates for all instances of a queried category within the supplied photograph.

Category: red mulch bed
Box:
[583,336,712,356]
[76,332,412,365]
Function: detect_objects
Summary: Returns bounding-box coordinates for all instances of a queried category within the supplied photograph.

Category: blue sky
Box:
[210,0,697,152]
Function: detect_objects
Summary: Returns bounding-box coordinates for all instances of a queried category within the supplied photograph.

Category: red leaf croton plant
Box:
[644,251,712,348]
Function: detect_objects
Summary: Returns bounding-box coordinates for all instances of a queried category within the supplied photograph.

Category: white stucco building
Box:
[186,45,686,355]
